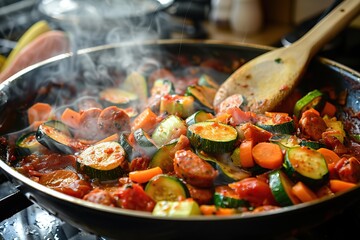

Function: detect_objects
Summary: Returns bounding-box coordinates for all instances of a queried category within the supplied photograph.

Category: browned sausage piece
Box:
[83,188,116,206]
[299,110,327,141]
[174,149,218,188]
[97,106,131,135]
[77,108,103,140]
[335,157,360,183]
[186,184,214,205]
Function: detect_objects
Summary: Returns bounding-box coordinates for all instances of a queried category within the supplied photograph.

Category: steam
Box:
[40,0,168,49]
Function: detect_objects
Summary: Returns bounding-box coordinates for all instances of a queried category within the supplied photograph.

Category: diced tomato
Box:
[228,177,276,207]
[114,183,156,212]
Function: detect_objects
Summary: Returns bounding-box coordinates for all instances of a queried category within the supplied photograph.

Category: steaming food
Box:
[1,52,359,217]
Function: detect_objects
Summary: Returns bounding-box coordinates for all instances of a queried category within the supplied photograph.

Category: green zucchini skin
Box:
[198,74,219,89]
[133,128,158,158]
[36,120,75,154]
[269,169,300,207]
[76,141,127,181]
[98,88,138,108]
[185,85,216,113]
[151,79,175,96]
[118,133,140,162]
[187,121,238,154]
[16,131,44,156]
[293,89,325,118]
[159,95,195,118]
[185,110,213,126]
[283,146,329,187]
[197,150,251,185]
[299,139,327,150]
[255,113,296,134]
[269,134,300,150]
[151,115,187,147]
[145,174,190,202]
[256,120,296,135]
[213,192,250,209]
[149,140,177,173]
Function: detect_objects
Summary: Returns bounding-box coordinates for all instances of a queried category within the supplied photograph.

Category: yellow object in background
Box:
[0,20,51,72]
[0,55,6,70]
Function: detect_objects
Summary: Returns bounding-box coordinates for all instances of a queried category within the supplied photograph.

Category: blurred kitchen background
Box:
[0,0,359,70]
[0,1,360,239]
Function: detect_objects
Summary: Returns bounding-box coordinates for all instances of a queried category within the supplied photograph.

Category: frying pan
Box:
[0,40,359,239]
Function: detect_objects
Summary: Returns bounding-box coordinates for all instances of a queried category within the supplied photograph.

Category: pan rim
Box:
[0,39,359,222]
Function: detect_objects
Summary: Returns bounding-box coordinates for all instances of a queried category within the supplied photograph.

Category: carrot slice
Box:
[199,205,236,216]
[292,181,318,203]
[95,133,119,144]
[239,140,255,168]
[317,147,340,164]
[240,122,272,144]
[129,166,163,184]
[61,107,81,129]
[329,179,357,193]
[131,107,158,132]
[252,142,283,169]
[321,101,336,117]
[27,102,52,126]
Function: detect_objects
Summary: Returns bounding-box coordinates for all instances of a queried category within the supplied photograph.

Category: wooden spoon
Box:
[213,0,360,114]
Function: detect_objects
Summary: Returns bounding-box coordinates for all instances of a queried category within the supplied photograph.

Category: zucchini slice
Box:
[16,131,45,155]
[269,169,300,207]
[198,74,219,89]
[151,115,187,147]
[149,140,177,173]
[197,150,251,185]
[145,174,190,202]
[152,199,201,216]
[284,146,329,186]
[185,85,216,113]
[99,88,138,108]
[159,94,195,118]
[293,89,325,118]
[256,114,295,134]
[269,134,301,150]
[299,139,327,150]
[187,121,238,153]
[150,78,175,96]
[119,133,140,162]
[122,71,148,105]
[36,120,75,154]
[133,128,158,158]
[76,141,126,181]
[214,186,250,208]
[185,110,214,126]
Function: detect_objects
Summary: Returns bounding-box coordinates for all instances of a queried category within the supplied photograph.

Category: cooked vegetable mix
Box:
[1,54,359,218]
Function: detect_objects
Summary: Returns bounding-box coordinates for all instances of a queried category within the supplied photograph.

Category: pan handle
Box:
[0,173,33,222]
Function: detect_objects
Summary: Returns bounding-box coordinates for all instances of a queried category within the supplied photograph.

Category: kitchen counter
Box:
[202,22,292,46]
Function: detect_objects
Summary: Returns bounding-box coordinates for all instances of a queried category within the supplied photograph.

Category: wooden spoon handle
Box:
[293,0,360,59]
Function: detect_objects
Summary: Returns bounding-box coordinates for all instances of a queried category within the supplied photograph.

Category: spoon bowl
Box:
[213,0,360,113]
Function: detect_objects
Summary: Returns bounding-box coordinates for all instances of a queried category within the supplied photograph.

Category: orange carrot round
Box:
[131,107,158,132]
[329,179,357,193]
[317,148,340,164]
[199,205,236,216]
[292,181,318,203]
[129,166,163,184]
[239,140,255,168]
[252,142,283,169]
[27,102,52,126]
[61,107,81,129]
